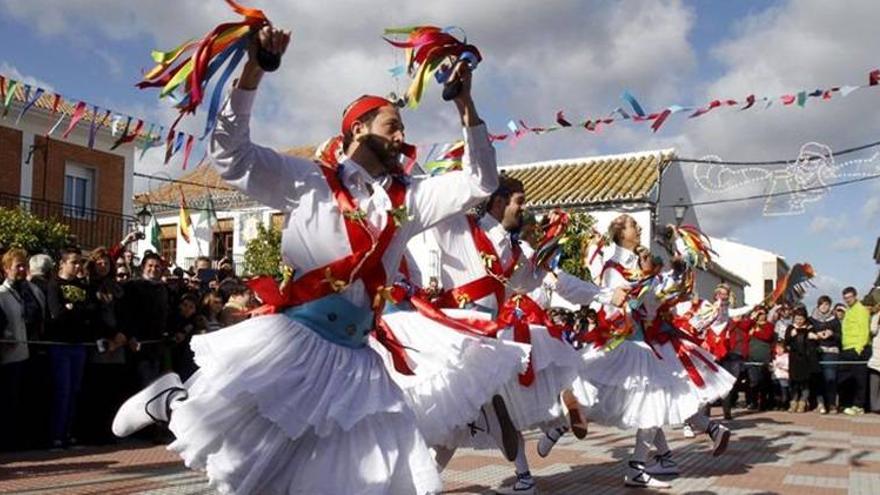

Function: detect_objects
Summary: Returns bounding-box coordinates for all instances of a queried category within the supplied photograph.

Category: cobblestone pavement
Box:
[1,410,879,494]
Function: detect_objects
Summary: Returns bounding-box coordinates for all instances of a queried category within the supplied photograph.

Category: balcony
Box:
[0,192,138,250]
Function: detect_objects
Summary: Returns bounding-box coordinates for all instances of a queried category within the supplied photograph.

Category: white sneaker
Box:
[682,424,695,438]
[112,373,186,437]
[708,422,731,457]
[624,463,671,489]
[495,471,536,494]
[645,451,680,476]
[537,426,568,458]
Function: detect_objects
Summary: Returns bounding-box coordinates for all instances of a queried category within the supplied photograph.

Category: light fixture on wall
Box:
[673,197,689,226]
[136,205,152,227]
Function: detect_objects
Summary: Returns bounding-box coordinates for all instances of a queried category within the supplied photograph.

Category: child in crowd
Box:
[771,340,790,410]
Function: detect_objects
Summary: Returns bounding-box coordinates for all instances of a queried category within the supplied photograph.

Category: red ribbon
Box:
[435,215,521,310]
[247,159,415,375]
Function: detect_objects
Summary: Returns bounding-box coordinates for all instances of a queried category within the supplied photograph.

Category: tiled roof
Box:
[3,76,153,139]
[500,149,675,209]
[134,145,316,211]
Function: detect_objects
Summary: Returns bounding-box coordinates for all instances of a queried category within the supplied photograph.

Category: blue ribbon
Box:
[173,131,185,154]
[15,87,43,125]
[621,90,646,117]
[87,105,99,149]
[199,37,248,140]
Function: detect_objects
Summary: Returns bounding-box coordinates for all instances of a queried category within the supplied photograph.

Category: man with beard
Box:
[397,176,625,495]
[113,24,498,493]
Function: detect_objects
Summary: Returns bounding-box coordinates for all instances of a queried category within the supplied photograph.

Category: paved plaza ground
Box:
[1,409,879,494]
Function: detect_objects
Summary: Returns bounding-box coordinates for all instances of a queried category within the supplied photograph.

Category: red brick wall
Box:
[30,136,127,248]
[0,125,22,196]
[31,136,125,214]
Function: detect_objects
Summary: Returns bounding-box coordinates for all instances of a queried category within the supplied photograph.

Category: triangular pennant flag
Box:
[178,188,193,244]
[181,134,195,169]
[87,105,100,149]
[16,87,44,125]
[61,101,88,139]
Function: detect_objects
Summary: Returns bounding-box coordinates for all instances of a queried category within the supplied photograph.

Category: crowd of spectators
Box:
[0,234,257,451]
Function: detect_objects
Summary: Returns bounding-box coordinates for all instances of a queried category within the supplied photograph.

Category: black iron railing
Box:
[0,193,138,250]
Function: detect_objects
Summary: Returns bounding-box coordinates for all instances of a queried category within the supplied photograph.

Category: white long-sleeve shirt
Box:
[413,213,609,314]
[211,88,498,310]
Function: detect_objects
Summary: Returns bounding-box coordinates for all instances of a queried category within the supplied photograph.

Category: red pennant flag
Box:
[61,102,88,139]
[556,111,572,127]
[181,134,195,169]
[651,108,672,133]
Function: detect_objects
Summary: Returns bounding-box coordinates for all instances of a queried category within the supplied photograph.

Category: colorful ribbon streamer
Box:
[383,25,482,108]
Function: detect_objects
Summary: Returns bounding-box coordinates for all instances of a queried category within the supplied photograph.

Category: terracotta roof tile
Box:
[500,149,675,209]
[134,145,316,209]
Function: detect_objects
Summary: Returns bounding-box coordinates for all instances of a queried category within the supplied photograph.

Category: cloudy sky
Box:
[1,0,878,304]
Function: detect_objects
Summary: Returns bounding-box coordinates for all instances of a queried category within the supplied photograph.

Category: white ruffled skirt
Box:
[571,338,735,430]
[166,314,442,495]
[374,309,530,448]
[496,324,582,431]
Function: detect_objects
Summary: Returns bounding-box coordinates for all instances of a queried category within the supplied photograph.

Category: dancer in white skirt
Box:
[573,227,735,489]
[406,177,625,495]
[111,25,499,495]
[373,278,531,462]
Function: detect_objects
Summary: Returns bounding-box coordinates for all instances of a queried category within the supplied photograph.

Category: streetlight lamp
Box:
[136,205,152,227]
[673,197,689,227]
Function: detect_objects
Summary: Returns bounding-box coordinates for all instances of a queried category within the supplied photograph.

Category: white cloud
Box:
[863,196,880,219]
[808,215,848,234]
[668,0,880,234]
[0,62,55,91]
[806,273,845,307]
[830,236,863,251]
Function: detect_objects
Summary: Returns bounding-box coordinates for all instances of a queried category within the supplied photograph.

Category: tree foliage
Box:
[242,222,283,278]
[557,211,606,282]
[0,207,71,255]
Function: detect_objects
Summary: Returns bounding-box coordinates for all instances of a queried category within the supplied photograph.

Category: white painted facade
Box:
[709,236,788,307]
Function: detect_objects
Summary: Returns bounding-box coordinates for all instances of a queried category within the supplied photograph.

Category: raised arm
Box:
[407,64,498,232]
[211,26,315,211]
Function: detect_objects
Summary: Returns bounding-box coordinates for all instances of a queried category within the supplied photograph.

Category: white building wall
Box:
[709,236,784,307]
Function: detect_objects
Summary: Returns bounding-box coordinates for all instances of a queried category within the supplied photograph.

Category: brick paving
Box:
[1,410,879,494]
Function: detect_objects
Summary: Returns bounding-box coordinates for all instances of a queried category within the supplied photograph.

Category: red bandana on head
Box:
[316,95,418,174]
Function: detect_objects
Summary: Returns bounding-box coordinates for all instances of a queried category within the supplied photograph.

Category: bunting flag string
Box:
[0,72,195,166]
[397,66,880,166]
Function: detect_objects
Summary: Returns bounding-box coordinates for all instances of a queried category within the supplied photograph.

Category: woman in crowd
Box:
[784,307,820,412]
[811,295,841,414]
[201,290,225,332]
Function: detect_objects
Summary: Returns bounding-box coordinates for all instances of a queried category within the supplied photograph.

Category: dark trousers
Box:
[838,348,871,409]
[720,354,745,417]
[820,352,839,410]
[746,363,770,409]
[0,359,27,450]
[49,345,87,443]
